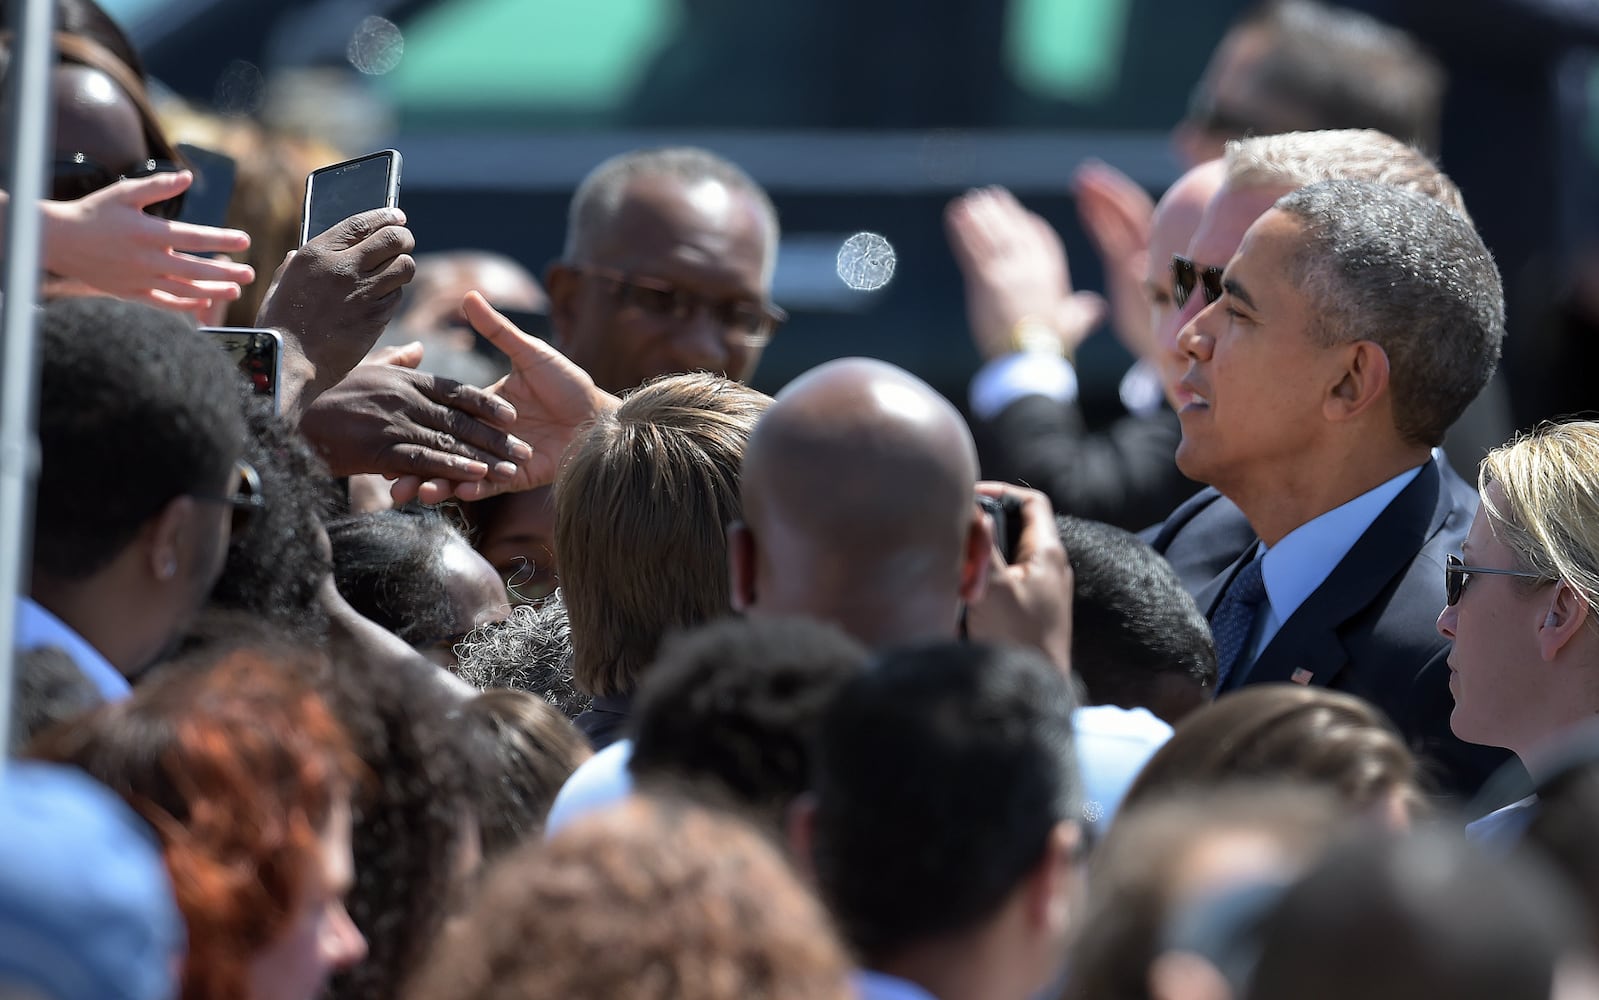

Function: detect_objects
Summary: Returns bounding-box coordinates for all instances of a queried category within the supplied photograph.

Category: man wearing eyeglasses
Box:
[20,297,253,700]
[544,146,783,397]
[1146,173,1511,798]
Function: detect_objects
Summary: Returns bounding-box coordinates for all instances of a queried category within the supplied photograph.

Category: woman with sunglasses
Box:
[1436,420,1599,845]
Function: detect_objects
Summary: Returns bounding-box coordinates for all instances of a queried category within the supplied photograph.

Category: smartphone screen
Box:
[301,149,401,245]
[202,327,282,412]
[174,143,237,231]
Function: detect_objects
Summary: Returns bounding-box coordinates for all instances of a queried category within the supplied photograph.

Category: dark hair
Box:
[1057,516,1215,721]
[629,616,869,829]
[1119,685,1423,818]
[458,688,591,860]
[206,400,337,641]
[1247,830,1583,1000]
[0,0,148,79]
[9,645,102,753]
[556,373,768,697]
[328,507,468,647]
[1276,179,1504,448]
[33,297,244,580]
[810,641,1080,962]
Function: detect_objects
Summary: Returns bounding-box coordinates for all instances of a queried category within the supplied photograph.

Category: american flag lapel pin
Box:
[1290,668,1314,685]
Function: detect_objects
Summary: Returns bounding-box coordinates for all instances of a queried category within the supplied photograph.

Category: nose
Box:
[667,306,732,374]
[326,903,368,970]
[1177,307,1214,363]
[1436,602,1457,640]
[1166,284,1207,364]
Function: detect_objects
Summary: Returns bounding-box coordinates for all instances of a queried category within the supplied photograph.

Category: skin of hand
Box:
[255,207,416,417]
[1072,161,1157,362]
[945,185,1105,361]
[965,481,1074,676]
[30,171,254,309]
[298,349,529,487]
[390,291,620,506]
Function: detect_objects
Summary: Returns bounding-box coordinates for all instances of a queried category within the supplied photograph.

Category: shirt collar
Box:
[1258,463,1425,626]
[15,596,131,701]
[853,970,941,1000]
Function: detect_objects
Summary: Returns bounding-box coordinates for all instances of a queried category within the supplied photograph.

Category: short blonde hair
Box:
[1479,421,1599,619]
[1224,128,1470,221]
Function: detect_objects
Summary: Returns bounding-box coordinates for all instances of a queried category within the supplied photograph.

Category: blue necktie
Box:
[1210,556,1268,692]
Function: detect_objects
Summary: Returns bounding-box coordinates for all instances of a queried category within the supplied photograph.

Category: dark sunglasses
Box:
[1172,254,1225,309]
[53,152,185,219]
[192,458,266,538]
[1445,553,1548,607]
[574,266,787,345]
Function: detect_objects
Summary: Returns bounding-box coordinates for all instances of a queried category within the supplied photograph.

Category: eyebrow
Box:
[1222,277,1256,310]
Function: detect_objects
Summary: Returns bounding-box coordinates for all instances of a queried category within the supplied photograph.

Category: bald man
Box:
[951,161,1225,531]
[729,358,993,649]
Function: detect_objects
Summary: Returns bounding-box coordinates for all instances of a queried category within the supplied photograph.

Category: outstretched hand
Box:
[255,207,416,416]
[39,171,255,310]
[965,482,1073,675]
[389,291,619,505]
[945,186,1105,361]
[1072,161,1156,362]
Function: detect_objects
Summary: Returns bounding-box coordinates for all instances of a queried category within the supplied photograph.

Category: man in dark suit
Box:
[1148,178,1510,797]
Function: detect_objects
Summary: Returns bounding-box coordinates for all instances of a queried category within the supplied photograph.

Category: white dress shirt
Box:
[1246,464,1425,663]
[15,595,130,701]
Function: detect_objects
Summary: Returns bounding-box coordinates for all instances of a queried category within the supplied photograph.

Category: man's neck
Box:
[1224,443,1431,547]
[28,575,137,680]
[871,928,1039,1000]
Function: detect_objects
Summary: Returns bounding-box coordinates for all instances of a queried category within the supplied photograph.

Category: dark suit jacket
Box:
[973,394,1203,531]
[1147,458,1512,798]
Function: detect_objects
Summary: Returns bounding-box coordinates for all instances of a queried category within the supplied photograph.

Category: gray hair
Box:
[563,146,780,278]
[1224,129,1470,222]
[454,591,590,718]
[1274,179,1503,447]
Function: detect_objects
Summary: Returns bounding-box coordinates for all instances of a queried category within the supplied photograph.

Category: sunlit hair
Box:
[1479,420,1599,624]
[454,592,589,717]
[556,372,769,697]
[1223,129,1468,221]
[1119,685,1425,819]
[406,796,852,1000]
[459,689,592,858]
[29,647,362,1000]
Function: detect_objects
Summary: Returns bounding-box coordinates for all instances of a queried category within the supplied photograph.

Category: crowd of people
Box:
[5,1,1599,1000]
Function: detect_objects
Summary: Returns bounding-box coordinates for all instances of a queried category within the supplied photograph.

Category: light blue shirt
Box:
[1246,464,1424,663]
[15,596,130,701]
[969,352,1078,420]
[854,970,940,1000]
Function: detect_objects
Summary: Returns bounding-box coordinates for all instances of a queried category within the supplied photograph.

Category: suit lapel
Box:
[1243,460,1450,689]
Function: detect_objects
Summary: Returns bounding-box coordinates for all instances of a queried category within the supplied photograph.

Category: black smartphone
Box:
[174,143,237,230]
[202,327,283,413]
[977,493,1026,564]
[300,149,402,246]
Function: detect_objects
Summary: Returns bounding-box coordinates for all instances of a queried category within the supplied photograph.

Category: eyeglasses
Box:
[53,152,184,219]
[1172,255,1225,309]
[1445,554,1550,607]
[191,458,266,538]
[574,266,787,345]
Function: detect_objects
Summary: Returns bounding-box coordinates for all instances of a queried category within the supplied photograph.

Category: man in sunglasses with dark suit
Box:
[1146,145,1512,800]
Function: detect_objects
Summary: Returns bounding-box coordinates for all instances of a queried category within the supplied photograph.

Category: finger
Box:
[389,475,424,506]
[112,169,194,209]
[414,371,518,427]
[158,251,256,285]
[356,224,418,272]
[314,207,407,252]
[369,341,425,367]
[363,252,418,299]
[160,219,253,255]
[1008,487,1067,568]
[148,276,243,301]
[464,290,568,372]
[385,442,494,482]
[417,478,458,506]
[944,195,991,266]
[141,288,212,311]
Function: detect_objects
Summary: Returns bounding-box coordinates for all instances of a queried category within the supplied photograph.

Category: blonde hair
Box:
[1223,128,1470,221]
[1479,421,1599,619]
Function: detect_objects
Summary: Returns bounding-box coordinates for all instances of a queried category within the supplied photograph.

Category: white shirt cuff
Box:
[969,353,1078,421]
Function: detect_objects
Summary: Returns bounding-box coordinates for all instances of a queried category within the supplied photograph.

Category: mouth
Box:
[1177,383,1210,413]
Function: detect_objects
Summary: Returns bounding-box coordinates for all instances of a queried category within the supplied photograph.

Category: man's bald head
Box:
[734,359,986,647]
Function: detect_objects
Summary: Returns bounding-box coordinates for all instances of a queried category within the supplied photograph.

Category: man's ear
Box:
[543,261,581,349]
[959,503,994,606]
[727,520,758,612]
[1022,820,1083,932]
[1539,581,1591,662]
[785,792,820,882]
[145,495,196,584]
[1323,340,1391,424]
